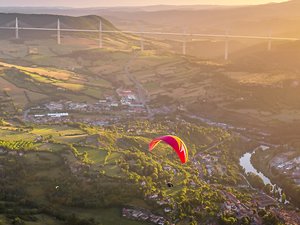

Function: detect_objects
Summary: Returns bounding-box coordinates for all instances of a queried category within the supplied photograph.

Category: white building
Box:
[47,113,69,118]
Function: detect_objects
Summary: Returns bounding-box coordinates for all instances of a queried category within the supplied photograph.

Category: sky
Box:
[0,0,288,7]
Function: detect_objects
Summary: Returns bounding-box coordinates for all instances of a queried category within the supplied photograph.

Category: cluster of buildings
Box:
[272,208,300,225]
[221,190,278,224]
[117,89,146,113]
[26,88,147,124]
[162,165,177,175]
[34,112,69,118]
[122,208,169,225]
[44,99,120,112]
[193,151,222,177]
[270,153,300,186]
[221,191,253,219]
[27,112,71,123]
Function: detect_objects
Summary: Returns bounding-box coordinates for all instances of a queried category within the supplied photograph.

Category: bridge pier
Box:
[99,20,103,48]
[268,34,272,51]
[268,31,272,51]
[182,40,186,55]
[268,39,272,51]
[140,32,144,52]
[140,38,144,52]
[57,18,61,45]
[182,31,187,55]
[15,17,19,39]
[224,36,229,60]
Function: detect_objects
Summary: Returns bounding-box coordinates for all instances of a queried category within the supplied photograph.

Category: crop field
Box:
[0,61,73,80]
[76,146,108,164]
[225,71,300,86]
[0,60,114,103]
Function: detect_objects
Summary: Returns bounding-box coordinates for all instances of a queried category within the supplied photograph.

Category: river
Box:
[186,113,288,202]
[239,148,289,203]
[239,150,273,186]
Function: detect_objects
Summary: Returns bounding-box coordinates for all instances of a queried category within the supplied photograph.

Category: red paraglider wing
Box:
[149,135,188,164]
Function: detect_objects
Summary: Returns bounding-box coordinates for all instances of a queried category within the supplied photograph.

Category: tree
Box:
[12,217,25,225]
[281,193,286,203]
[190,219,197,225]
[240,216,251,225]
[262,212,282,225]
[264,184,273,195]
[220,213,238,225]
[246,172,265,189]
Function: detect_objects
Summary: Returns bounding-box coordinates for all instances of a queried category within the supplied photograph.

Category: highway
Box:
[0,26,299,41]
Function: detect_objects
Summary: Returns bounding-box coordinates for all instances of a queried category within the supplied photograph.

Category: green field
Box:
[0,117,241,225]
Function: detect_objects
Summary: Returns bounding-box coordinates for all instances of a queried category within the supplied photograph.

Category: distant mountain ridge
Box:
[0,1,299,37]
[0,13,115,30]
[0,5,236,15]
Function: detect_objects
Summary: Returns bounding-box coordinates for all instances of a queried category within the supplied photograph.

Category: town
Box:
[25,88,148,125]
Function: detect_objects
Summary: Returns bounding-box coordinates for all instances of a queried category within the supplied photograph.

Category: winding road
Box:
[124,53,153,118]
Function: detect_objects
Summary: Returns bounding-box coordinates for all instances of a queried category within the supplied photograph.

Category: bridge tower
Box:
[15,17,19,39]
[268,32,272,51]
[182,39,186,55]
[99,19,103,48]
[57,18,61,45]
[182,29,187,55]
[224,32,229,60]
[140,31,144,52]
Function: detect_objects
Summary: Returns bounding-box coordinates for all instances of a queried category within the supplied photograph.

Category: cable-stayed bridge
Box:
[0,17,299,60]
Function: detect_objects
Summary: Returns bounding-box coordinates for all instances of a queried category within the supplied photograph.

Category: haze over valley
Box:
[0,1,299,225]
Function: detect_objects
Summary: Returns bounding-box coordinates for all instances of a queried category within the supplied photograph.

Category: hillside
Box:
[0,20,300,225]
[0,13,119,41]
[230,40,300,72]
[0,13,115,30]
[98,0,300,37]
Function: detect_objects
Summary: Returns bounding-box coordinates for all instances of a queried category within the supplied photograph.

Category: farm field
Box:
[0,116,246,225]
[0,10,300,224]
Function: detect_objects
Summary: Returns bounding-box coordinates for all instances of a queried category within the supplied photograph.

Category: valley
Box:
[0,3,300,224]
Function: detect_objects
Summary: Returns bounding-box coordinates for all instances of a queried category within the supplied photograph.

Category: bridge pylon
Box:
[140,31,144,52]
[268,32,272,51]
[224,32,229,60]
[15,17,19,39]
[57,18,61,45]
[99,19,103,48]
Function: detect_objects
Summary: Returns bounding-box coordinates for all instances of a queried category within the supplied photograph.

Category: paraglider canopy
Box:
[149,135,188,164]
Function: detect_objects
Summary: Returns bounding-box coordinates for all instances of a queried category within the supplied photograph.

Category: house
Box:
[45,102,64,111]
[110,103,119,107]
[34,114,45,118]
[47,113,69,118]
[0,148,7,154]
[28,47,39,55]
[149,194,158,199]
[190,181,196,187]
[164,208,172,213]
[163,165,172,171]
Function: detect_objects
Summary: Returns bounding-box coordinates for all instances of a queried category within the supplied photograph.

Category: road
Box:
[124,53,153,118]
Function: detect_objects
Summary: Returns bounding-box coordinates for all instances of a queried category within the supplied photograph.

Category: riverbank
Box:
[251,148,300,207]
